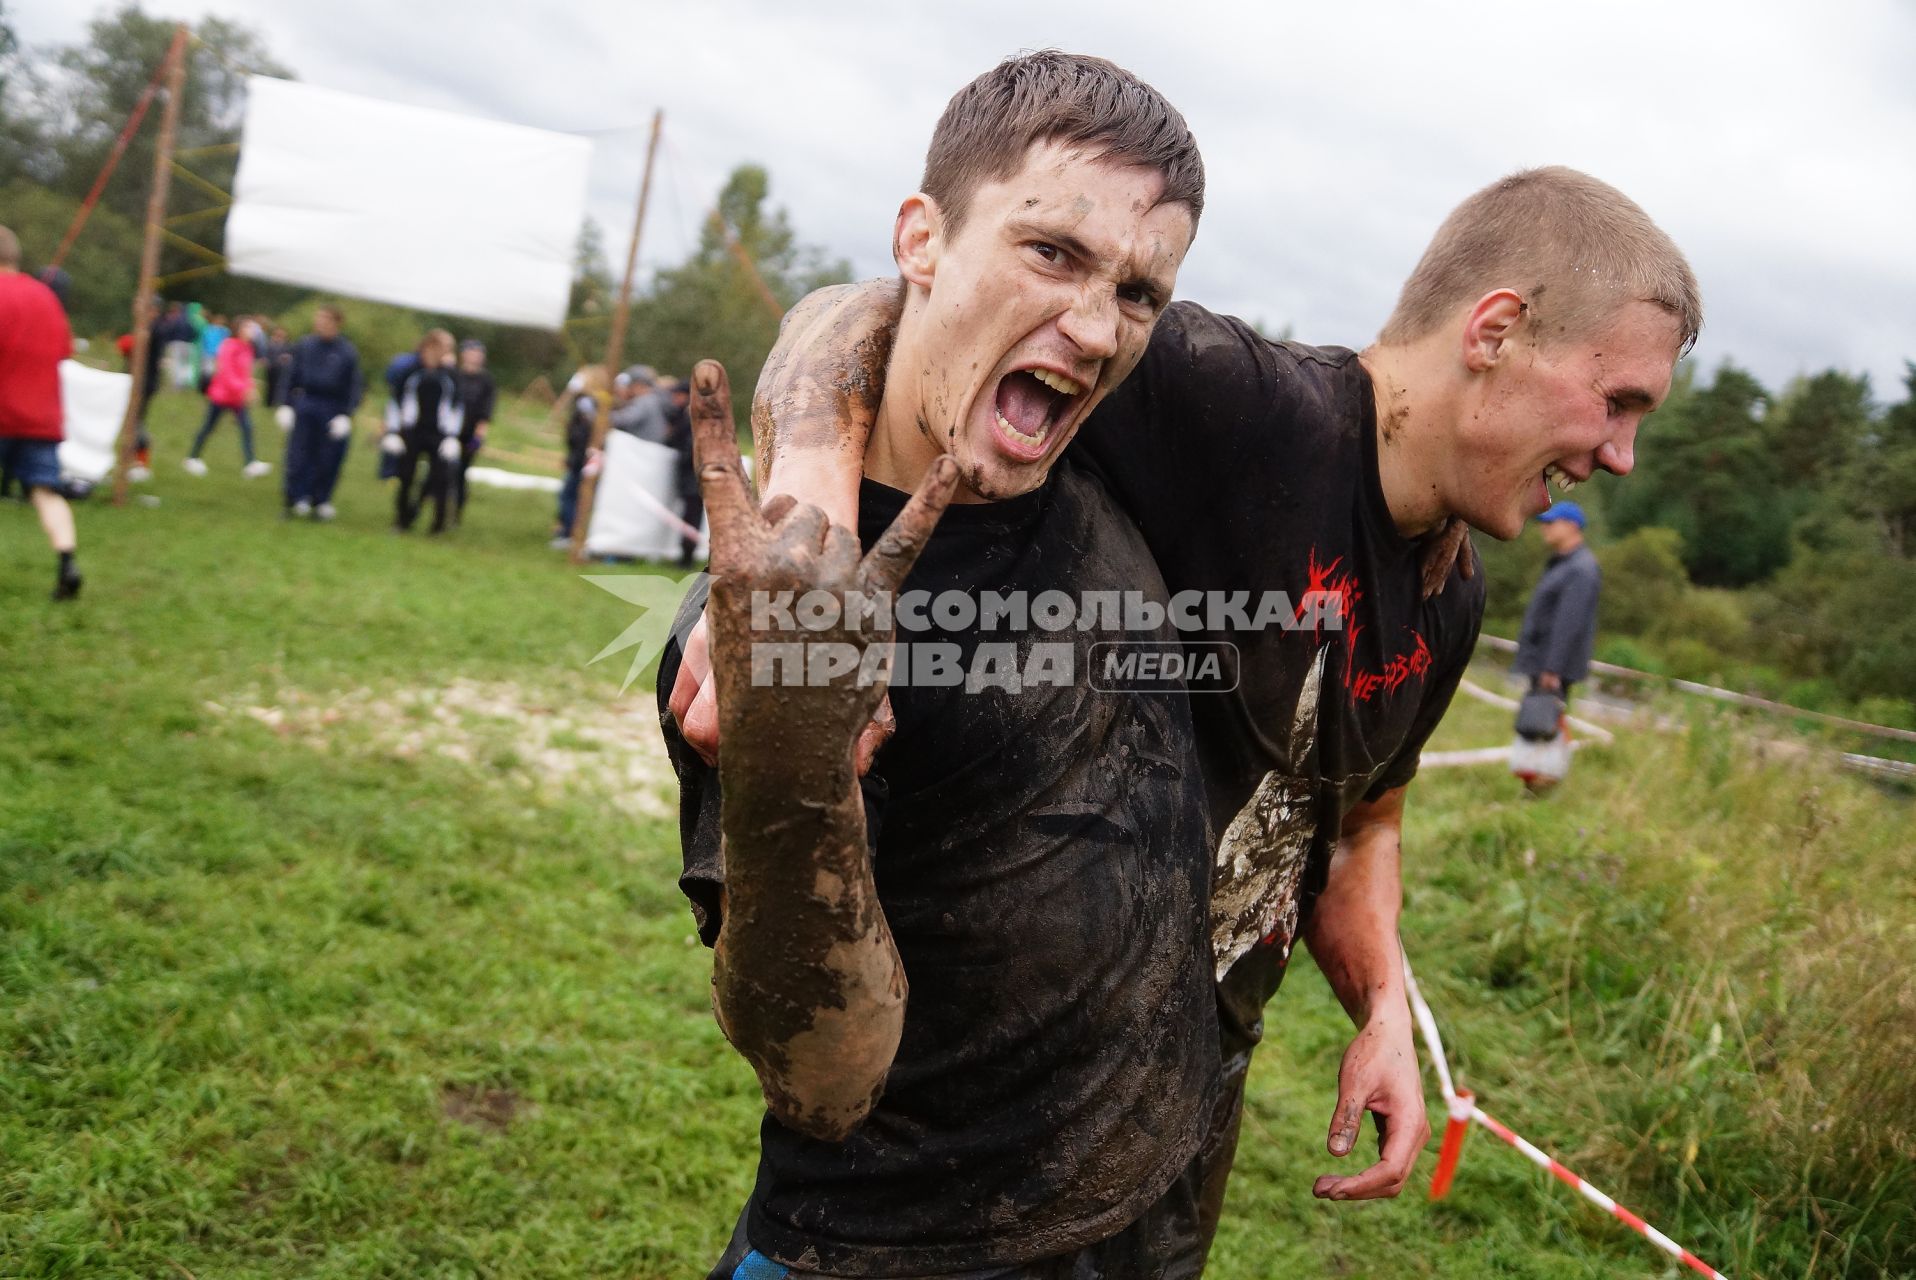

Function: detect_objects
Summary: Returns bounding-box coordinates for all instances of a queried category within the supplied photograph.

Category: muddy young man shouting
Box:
[657,52,1225,1277]
[677,166,1702,1258]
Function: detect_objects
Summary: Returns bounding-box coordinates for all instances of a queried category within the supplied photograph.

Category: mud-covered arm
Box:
[1302,786,1429,1200]
[691,358,955,1141]
[749,279,904,527]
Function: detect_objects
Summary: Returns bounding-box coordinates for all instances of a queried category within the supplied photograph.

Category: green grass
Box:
[2,388,1911,1277]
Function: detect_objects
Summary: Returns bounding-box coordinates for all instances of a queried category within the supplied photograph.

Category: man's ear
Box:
[1461,289,1529,372]
[893,194,940,288]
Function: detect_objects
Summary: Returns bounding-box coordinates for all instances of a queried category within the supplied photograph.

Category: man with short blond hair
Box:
[680,163,1701,1261]
[0,224,82,601]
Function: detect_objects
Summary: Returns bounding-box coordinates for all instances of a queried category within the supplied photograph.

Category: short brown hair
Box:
[921,50,1204,236]
[1378,166,1701,355]
[0,225,19,269]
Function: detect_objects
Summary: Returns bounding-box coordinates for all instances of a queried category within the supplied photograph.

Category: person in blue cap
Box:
[1514,500,1601,700]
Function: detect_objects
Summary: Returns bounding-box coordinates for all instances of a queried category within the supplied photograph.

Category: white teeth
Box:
[996,411,1045,448]
[1030,369,1081,396]
[1545,463,1581,494]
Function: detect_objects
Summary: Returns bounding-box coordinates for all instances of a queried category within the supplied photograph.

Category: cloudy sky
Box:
[16,0,1916,396]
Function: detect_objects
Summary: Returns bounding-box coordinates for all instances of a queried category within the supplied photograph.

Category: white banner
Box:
[225,77,591,330]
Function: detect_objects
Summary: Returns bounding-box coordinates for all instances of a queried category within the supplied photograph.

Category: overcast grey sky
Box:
[16,0,1916,397]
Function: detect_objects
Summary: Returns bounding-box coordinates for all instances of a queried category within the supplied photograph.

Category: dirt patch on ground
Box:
[440,1083,529,1133]
[205,678,673,820]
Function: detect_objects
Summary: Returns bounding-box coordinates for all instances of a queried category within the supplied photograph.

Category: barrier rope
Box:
[1403,956,1730,1279]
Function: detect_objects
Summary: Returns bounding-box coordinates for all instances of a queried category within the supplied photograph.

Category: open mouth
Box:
[991,367,1084,462]
[1543,462,1584,496]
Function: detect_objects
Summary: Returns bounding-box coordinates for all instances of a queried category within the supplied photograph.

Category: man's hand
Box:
[1312,1010,1430,1200]
[1537,671,1563,693]
[1305,787,1429,1200]
[693,358,954,762]
[667,603,896,774]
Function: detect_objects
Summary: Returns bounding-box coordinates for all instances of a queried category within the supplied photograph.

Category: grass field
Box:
[3,386,1912,1278]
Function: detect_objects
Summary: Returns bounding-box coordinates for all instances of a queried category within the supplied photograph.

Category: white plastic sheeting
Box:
[56,360,131,485]
[585,433,719,560]
[465,465,560,494]
[225,77,591,330]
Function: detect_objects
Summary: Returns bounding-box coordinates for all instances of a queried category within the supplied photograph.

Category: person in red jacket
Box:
[182,316,271,478]
[0,225,81,601]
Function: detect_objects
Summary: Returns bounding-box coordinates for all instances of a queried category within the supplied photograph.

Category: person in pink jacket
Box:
[183,316,271,478]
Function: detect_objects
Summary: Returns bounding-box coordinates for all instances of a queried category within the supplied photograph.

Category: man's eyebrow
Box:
[1006,218,1096,264]
[1006,217,1175,296]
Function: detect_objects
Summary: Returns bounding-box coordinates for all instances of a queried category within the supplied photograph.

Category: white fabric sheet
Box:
[585,432,722,560]
[56,360,131,484]
[225,77,591,330]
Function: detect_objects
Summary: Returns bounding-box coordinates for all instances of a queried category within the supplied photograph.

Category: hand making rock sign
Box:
[688,358,957,1142]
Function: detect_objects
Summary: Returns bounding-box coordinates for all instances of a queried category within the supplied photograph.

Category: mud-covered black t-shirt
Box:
[1071,302,1486,1043]
[656,463,1218,1275]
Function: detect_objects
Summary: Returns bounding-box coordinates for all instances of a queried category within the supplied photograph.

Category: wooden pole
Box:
[569,107,663,564]
[50,51,170,270]
[110,23,190,507]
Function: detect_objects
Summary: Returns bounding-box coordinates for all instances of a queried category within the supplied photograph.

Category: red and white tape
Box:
[1403,958,1729,1280]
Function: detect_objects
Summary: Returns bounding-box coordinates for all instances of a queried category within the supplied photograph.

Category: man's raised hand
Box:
[692,358,955,762]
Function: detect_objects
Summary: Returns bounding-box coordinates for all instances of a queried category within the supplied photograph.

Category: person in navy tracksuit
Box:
[282,304,365,521]
[382,328,463,534]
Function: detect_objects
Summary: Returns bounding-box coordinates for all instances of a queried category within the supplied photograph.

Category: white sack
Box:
[57,360,131,484]
[585,432,723,560]
[225,77,591,330]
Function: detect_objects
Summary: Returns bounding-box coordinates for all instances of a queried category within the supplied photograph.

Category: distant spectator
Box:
[451,339,496,527]
[377,332,429,484]
[552,366,605,548]
[0,224,82,600]
[282,304,364,521]
[34,266,71,312]
[176,301,205,389]
[197,313,229,393]
[383,328,463,535]
[182,317,271,479]
[659,375,700,567]
[125,300,190,480]
[1514,500,1602,700]
[263,326,294,408]
[610,363,669,443]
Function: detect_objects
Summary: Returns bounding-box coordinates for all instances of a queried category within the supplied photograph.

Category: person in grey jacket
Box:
[610,364,671,444]
[1514,500,1601,696]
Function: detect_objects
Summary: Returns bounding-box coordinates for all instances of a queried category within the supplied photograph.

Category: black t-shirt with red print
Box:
[1072,301,1485,1044]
